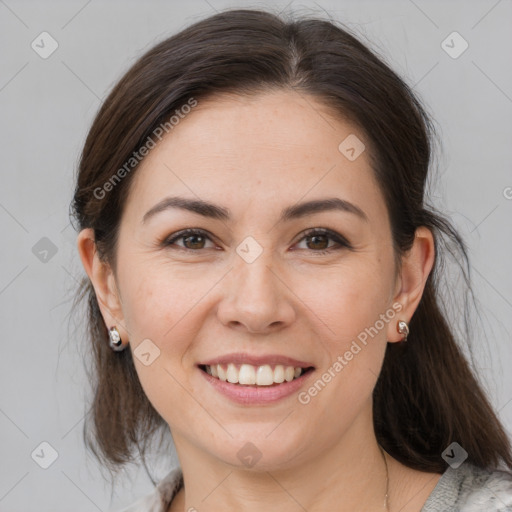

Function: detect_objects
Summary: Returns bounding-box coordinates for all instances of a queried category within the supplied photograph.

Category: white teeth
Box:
[226,363,238,383]
[217,365,227,381]
[239,364,256,385]
[204,363,306,386]
[273,365,285,383]
[256,364,274,385]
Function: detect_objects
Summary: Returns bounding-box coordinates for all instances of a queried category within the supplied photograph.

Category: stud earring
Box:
[108,326,127,351]
[397,320,409,342]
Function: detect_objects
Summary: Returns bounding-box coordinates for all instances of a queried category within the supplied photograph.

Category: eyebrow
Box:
[142,196,369,224]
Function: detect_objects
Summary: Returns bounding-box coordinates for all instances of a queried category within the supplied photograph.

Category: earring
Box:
[397,320,409,342]
[108,326,127,351]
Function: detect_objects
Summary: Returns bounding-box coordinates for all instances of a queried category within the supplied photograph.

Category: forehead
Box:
[125,90,388,229]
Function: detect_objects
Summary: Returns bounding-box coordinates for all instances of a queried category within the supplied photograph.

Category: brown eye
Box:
[182,233,206,249]
[163,227,351,255]
[164,229,215,251]
[305,233,330,251]
[294,228,351,255]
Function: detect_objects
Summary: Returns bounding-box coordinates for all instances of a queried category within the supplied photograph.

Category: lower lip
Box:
[199,367,315,405]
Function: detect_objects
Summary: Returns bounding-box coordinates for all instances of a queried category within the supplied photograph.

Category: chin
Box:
[209,427,309,471]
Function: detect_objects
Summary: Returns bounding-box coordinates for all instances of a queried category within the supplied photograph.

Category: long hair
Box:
[70,8,512,484]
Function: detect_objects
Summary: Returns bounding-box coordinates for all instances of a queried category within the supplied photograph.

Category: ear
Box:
[386,226,435,343]
[77,228,129,344]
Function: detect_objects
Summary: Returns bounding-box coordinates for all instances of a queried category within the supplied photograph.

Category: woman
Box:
[72,8,512,512]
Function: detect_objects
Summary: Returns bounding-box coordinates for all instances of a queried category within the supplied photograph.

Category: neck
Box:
[172,407,390,512]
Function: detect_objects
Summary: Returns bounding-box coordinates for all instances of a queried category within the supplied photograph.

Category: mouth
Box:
[198,363,315,387]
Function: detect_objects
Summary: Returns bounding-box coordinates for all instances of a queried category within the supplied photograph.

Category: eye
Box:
[293,228,351,255]
[163,227,351,255]
[163,228,217,251]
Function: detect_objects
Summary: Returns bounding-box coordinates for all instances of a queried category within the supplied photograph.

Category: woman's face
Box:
[106,90,406,469]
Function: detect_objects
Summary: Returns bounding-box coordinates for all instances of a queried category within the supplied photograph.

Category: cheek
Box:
[299,254,394,417]
[117,263,207,421]
[292,256,393,351]
[118,260,206,344]
[294,264,391,434]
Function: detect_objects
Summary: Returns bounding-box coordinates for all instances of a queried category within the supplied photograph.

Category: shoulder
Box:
[112,467,183,512]
[422,462,512,511]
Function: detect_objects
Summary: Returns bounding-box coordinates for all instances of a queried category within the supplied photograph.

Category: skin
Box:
[78,90,441,511]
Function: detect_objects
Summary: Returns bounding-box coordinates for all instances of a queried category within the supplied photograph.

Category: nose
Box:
[217,253,296,334]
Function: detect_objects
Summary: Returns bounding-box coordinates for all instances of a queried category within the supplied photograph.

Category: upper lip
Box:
[199,352,315,369]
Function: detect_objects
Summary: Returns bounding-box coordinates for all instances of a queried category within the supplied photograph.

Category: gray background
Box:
[1,0,511,510]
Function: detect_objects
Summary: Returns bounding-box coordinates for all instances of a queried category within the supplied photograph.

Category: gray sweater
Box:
[115,462,512,511]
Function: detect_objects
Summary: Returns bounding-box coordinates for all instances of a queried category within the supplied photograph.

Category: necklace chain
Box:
[379,445,390,511]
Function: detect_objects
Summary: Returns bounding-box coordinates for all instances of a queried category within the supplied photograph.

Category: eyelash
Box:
[162,228,351,255]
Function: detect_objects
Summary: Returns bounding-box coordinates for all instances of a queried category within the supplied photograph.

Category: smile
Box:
[200,363,313,386]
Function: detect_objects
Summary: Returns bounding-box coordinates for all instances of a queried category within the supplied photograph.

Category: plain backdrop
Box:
[0,0,511,510]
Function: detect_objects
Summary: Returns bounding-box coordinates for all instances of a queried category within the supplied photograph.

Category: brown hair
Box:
[71,8,512,484]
